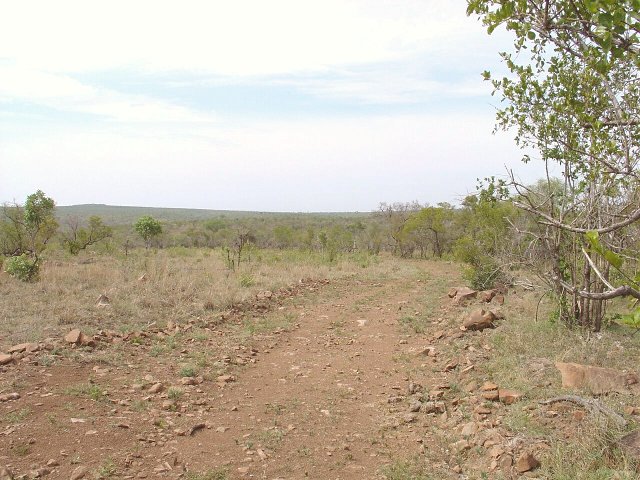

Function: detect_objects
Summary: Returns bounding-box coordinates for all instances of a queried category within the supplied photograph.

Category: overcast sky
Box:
[0,0,541,212]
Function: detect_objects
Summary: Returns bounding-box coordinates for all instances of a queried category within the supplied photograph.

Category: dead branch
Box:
[540,395,627,427]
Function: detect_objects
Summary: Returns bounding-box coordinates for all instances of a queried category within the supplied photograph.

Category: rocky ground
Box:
[1,261,639,479]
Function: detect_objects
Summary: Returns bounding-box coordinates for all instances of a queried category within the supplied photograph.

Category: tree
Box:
[134,216,163,248]
[62,215,112,254]
[403,206,451,258]
[468,0,640,330]
[1,190,58,281]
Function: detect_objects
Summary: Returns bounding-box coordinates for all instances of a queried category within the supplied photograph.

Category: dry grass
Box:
[0,248,424,346]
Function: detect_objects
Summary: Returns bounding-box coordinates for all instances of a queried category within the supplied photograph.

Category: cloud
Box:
[0,65,216,123]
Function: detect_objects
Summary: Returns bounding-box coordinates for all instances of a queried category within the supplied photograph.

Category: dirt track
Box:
[1,262,468,479]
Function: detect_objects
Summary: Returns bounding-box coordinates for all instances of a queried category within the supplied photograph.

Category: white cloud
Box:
[0,65,215,123]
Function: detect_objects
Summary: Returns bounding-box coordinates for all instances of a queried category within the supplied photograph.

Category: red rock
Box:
[64,329,83,345]
[447,287,458,298]
[482,390,500,401]
[0,353,13,365]
[8,343,38,354]
[463,309,496,331]
[555,362,639,394]
[454,287,478,303]
[480,290,497,302]
[515,452,540,473]
[499,389,522,405]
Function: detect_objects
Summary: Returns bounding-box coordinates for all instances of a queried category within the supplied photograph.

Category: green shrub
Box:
[5,254,39,282]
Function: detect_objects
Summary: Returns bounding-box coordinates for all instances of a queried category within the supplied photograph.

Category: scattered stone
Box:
[96,294,110,306]
[148,382,163,394]
[555,362,639,394]
[422,401,446,414]
[619,430,640,461]
[447,287,458,298]
[481,381,499,391]
[444,360,458,372]
[515,452,540,473]
[70,466,88,480]
[403,413,418,424]
[463,309,496,331]
[0,466,13,480]
[181,377,197,386]
[8,342,39,354]
[480,290,496,303]
[499,389,522,405]
[454,287,478,303]
[464,381,478,393]
[64,329,93,347]
[408,382,423,394]
[189,423,206,436]
[217,375,235,384]
[409,401,422,413]
[0,393,20,402]
[482,390,500,401]
[451,439,471,453]
[461,422,478,437]
[474,406,492,415]
[0,354,14,365]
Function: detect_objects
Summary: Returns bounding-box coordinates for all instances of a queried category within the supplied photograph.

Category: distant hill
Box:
[55,204,369,225]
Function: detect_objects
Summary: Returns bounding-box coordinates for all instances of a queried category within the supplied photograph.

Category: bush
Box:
[5,254,40,282]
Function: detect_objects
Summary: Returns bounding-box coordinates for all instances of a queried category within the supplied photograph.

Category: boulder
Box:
[0,353,13,366]
[463,309,496,331]
[454,287,477,303]
[555,362,639,395]
[8,343,38,354]
[447,287,458,298]
[498,389,522,405]
[480,290,497,302]
[96,294,110,307]
[516,452,540,473]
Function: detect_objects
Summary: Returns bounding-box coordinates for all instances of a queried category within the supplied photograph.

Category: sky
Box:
[0,0,541,212]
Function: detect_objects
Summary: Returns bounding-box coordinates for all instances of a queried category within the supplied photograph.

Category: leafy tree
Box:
[62,215,112,255]
[403,206,450,258]
[468,0,640,329]
[1,190,58,281]
[134,216,163,248]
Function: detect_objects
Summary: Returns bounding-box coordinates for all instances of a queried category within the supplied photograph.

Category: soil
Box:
[0,262,541,479]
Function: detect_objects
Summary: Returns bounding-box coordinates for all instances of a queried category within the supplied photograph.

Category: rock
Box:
[408,382,423,394]
[148,382,163,394]
[96,294,110,306]
[417,346,436,357]
[481,381,498,391]
[481,390,500,401]
[217,375,235,384]
[0,466,13,480]
[162,400,175,410]
[555,362,639,394]
[515,452,540,473]
[409,401,422,413]
[463,309,496,331]
[403,413,418,424]
[181,377,197,386]
[494,295,505,305]
[480,290,497,302]
[138,273,148,282]
[422,401,446,414]
[461,422,478,437]
[447,287,458,298]
[0,354,13,366]
[619,430,640,460]
[474,406,492,415]
[8,342,39,354]
[454,287,477,303]
[70,466,88,480]
[499,389,522,405]
[464,381,478,393]
[451,439,471,453]
[189,423,206,435]
[0,392,20,402]
[624,406,640,416]
[64,329,93,346]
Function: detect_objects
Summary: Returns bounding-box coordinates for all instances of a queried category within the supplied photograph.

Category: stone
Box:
[482,390,500,401]
[480,290,497,302]
[148,382,163,394]
[481,381,499,391]
[447,287,458,298]
[0,466,13,480]
[408,382,423,394]
[451,439,471,453]
[96,294,110,306]
[422,401,446,414]
[217,374,235,384]
[8,342,38,354]
[619,430,640,460]
[403,413,418,424]
[463,309,496,331]
[64,329,92,346]
[409,401,422,413]
[555,362,639,394]
[515,452,540,473]
[0,354,13,366]
[494,295,505,305]
[70,466,88,480]
[461,422,478,437]
[181,377,197,386]
[454,287,478,303]
[499,389,522,405]
[0,392,20,402]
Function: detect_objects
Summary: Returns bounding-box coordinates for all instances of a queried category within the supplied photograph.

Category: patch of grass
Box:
[167,387,184,400]
[65,382,109,402]
[380,458,434,480]
[257,427,284,450]
[4,408,31,424]
[179,365,198,378]
[398,315,428,334]
[239,273,255,288]
[184,469,228,480]
[94,459,118,478]
[244,312,296,335]
[11,442,31,457]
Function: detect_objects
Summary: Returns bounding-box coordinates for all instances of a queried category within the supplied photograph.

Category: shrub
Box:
[5,254,39,282]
